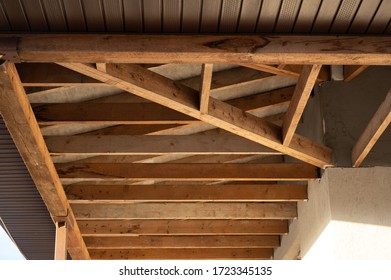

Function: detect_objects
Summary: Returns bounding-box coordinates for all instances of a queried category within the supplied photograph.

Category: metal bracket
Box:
[0,38,20,63]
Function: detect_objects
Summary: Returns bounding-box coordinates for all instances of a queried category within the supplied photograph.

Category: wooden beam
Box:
[240,63,301,79]
[78,219,289,236]
[89,248,273,260]
[56,163,318,182]
[33,103,197,125]
[72,202,297,219]
[96,63,106,72]
[199,64,213,113]
[344,65,368,82]
[16,63,103,86]
[54,221,67,260]
[84,235,280,249]
[4,35,390,64]
[0,62,90,259]
[78,124,181,136]
[352,90,391,167]
[66,184,307,202]
[46,135,280,156]
[282,65,322,145]
[57,63,332,167]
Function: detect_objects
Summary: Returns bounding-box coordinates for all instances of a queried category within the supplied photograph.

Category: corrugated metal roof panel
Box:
[0,0,388,34]
[0,117,55,260]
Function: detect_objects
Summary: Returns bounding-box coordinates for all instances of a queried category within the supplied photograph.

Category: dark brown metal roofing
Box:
[0,0,389,34]
[0,117,55,260]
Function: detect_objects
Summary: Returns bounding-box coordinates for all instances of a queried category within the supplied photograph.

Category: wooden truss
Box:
[0,35,390,260]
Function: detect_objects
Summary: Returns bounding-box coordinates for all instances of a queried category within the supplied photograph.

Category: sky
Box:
[0,225,25,260]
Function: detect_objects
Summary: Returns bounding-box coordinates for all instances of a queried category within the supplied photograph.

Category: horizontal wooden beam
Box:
[72,202,297,219]
[0,62,90,259]
[66,184,307,202]
[3,35,390,64]
[17,63,103,86]
[57,63,332,167]
[46,135,280,156]
[89,248,273,260]
[56,163,318,182]
[84,235,280,249]
[33,103,197,125]
[352,90,391,167]
[78,219,289,236]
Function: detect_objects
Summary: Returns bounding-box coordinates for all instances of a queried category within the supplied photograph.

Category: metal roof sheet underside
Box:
[0,0,389,34]
[0,117,55,260]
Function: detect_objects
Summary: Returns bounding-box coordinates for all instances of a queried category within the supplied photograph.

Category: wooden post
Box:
[54,221,67,260]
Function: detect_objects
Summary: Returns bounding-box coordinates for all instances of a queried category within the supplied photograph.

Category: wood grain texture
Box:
[56,163,318,182]
[0,62,90,259]
[199,64,213,113]
[5,34,390,64]
[72,202,297,219]
[66,184,307,202]
[84,235,280,249]
[89,248,273,259]
[46,135,280,155]
[78,219,289,236]
[57,63,332,167]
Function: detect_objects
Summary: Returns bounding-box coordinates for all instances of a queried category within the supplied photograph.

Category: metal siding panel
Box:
[163,0,181,32]
[237,0,262,32]
[0,118,55,260]
[200,0,222,33]
[219,0,242,33]
[293,0,321,33]
[82,0,105,31]
[21,0,48,32]
[62,0,87,32]
[330,0,361,34]
[2,0,29,31]
[143,0,162,32]
[0,3,11,31]
[182,0,201,32]
[256,0,282,33]
[275,0,302,33]
[349,0,381,33]
[367,0,391,34]
[42,0,68,31]
[103,0,124,32]
[123,0,143,32]
[312,0,342,33]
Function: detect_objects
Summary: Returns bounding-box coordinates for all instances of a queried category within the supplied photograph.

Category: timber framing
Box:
[1,34,390,260]
[0,35,390,65]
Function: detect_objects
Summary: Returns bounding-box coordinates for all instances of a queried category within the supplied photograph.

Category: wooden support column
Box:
[54,221,67,260]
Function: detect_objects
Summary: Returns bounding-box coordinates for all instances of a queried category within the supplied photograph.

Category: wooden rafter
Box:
[56,163,318,182]
[89,248,274,260]
[0,62,89,259]
[78,219,289,236]
[57,63,332,167]
[84,235,280,249]
[65,184,307,202]
[352,90,391,167]
[72,202,297,220]
[2,35,390,64]
[45,135,281,155]
[282,65,322,145]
